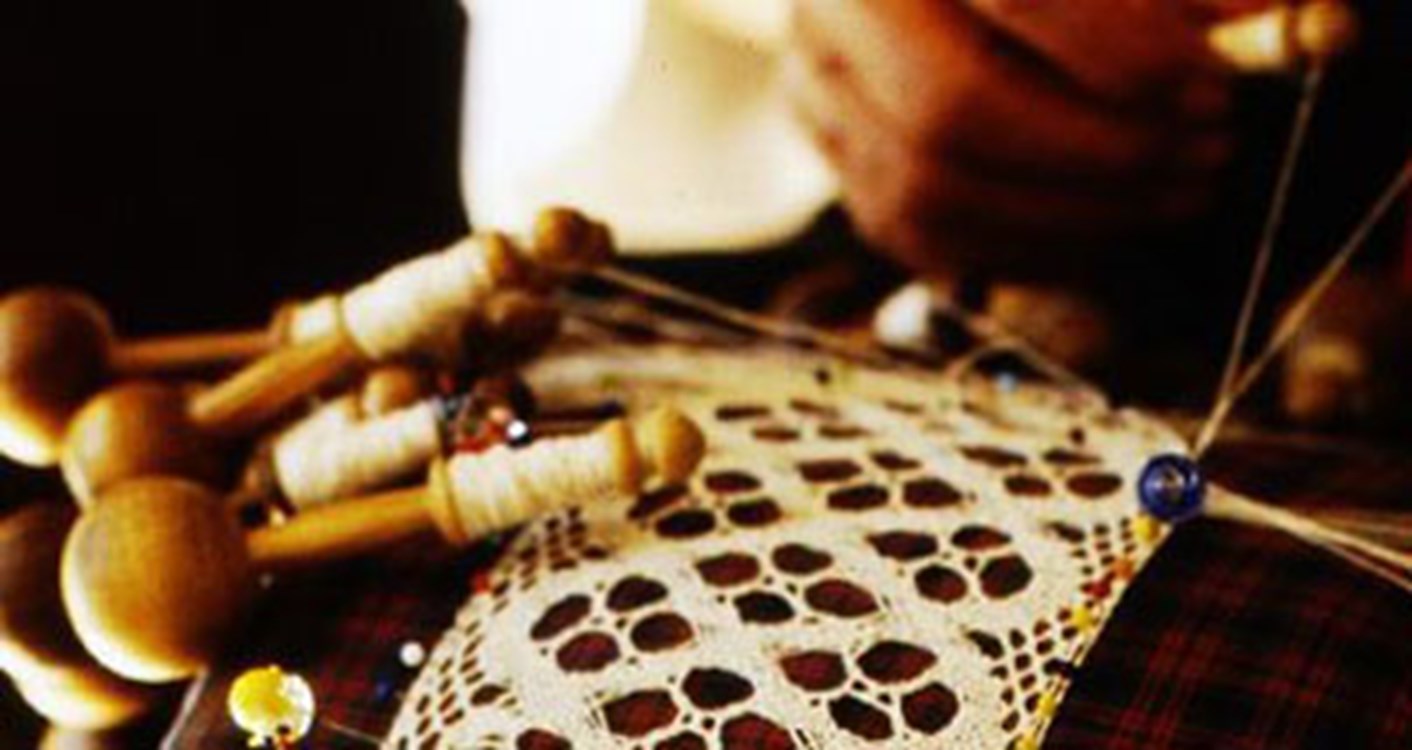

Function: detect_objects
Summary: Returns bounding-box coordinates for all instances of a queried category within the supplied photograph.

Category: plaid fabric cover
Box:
[164,440,1412,749]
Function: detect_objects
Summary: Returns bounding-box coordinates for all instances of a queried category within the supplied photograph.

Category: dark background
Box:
[1,1,1410,744]
[2,0,470,332]
[3,1,1411,329]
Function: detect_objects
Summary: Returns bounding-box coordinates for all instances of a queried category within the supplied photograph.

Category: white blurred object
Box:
[873,282,939,353]
[463,0,837,254]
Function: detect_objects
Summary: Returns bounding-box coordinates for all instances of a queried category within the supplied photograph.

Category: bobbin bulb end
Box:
[529,207,616,273]
[62,477,256,683]
[0,288,116,467]
[634,407,706,486]
[1296,1,1359,60]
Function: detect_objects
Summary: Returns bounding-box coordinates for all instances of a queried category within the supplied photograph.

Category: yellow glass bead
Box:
[1134,513,1160,545]
[1036,690,1059,718]
[1111,556,1136,581]
[1071,603,1095,633]
[1015,731,1040,750]
[229,665,316,746]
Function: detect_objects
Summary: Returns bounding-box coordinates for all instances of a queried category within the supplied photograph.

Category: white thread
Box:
[274,401,441,508]
[444,430,621,540]
[1195,153,1412,454]
[270,395,362,456]
[341,237,509,364]
[591,265,896,366]
[1207,487,1412,594]
[281,295,343,344]
[1197,64,1324,456]
[1306,509,1412,545]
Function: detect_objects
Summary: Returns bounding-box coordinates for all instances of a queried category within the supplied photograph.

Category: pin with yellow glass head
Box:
[228,665,316,749]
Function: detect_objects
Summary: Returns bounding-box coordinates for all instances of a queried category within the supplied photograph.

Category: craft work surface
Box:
[157,343,1412,749]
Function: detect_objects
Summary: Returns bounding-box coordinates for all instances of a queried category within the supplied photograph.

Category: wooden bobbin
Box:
[61,407,706,683]
[60,209,591,499]
[60,331,360,508]
[459,291,565,374]
[345,291,553,420]
[0,288,275,467]
[0,504,160,729]
[61,292,563,508]
[233,369,541,517]
[527,206,617,287]
[359,364,437,418]
[262,211,589,375]
[230,365,452,519]
[12,208,600,474]
[1208,1,1358,73]
[267,396,442,511]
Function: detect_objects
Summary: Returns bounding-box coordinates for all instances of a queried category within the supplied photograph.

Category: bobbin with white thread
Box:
[250,297,559,509]
[425,406,703,545]
[61,218,579,507]
[339,233,528,366]
[273,399,442,508]
[271,294,343,346]
[62,408,706,682]
[273,218,586,369]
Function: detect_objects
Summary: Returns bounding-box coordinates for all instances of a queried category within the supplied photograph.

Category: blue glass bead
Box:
[1137,454,1205,523]
[371,678,397,707]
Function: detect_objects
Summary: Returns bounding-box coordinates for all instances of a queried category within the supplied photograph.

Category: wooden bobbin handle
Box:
[245,485,434,572]
[185,331,365,438]
[107,329,275,377]
[8,658,161,731]
[1209,1,1358,73]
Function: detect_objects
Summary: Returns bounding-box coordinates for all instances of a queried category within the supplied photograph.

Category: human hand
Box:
[789,0,1254,278]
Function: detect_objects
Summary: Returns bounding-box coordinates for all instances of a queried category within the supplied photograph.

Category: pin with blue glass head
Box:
[1137,453,1207,525]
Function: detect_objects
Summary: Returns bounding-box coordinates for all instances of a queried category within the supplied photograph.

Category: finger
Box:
[789,46,1214,231]
[793,0,1233,186]
[953,0,1232,112]
[788,54,1213,275]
